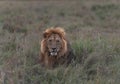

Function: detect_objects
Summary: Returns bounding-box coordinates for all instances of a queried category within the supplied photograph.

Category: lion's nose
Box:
[52,48,56,51]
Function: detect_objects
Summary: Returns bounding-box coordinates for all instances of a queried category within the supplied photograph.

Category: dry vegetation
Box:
[0,0,120,84]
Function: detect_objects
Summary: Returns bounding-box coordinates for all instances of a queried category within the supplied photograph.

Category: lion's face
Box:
[41,28,68,58]
[47,34,62,56]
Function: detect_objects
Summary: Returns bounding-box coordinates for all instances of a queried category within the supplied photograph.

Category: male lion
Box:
[40,27,75,68]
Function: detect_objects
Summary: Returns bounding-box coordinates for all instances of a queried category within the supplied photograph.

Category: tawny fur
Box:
[40,27,75,68]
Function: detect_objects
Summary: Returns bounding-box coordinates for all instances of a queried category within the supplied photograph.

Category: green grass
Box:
[0,1,120,84]
[72,39,94,63]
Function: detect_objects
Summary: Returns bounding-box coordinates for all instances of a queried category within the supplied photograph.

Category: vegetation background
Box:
[0,0,120,84]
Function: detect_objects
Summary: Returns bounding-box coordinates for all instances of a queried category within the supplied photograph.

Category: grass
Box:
[91,4,119,20]
[72,39,94,63]
[0,0,120,84]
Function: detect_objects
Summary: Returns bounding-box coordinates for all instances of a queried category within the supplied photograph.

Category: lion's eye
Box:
[56,40,60,43]
[49,39,52,42]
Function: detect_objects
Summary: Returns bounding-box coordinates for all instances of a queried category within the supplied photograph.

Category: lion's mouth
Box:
[49,48,59,56]
[50,51,58,56]
[50,52,57,56]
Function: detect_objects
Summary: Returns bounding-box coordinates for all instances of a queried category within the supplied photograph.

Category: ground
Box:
[0,0,120,84]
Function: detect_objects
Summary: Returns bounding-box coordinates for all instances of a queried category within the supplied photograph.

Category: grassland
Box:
[0,0,120,84]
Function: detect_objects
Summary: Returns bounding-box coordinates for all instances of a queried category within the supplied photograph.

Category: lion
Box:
[40,27,75,68]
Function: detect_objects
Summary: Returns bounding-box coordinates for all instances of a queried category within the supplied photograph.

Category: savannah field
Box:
[0,0,120,84]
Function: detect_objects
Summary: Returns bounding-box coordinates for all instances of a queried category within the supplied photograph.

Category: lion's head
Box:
[41,27,67,57]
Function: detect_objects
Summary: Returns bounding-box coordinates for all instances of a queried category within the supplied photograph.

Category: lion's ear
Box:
[43,32,48,38]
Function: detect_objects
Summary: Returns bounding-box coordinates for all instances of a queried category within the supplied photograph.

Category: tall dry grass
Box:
[0,1,120,84]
